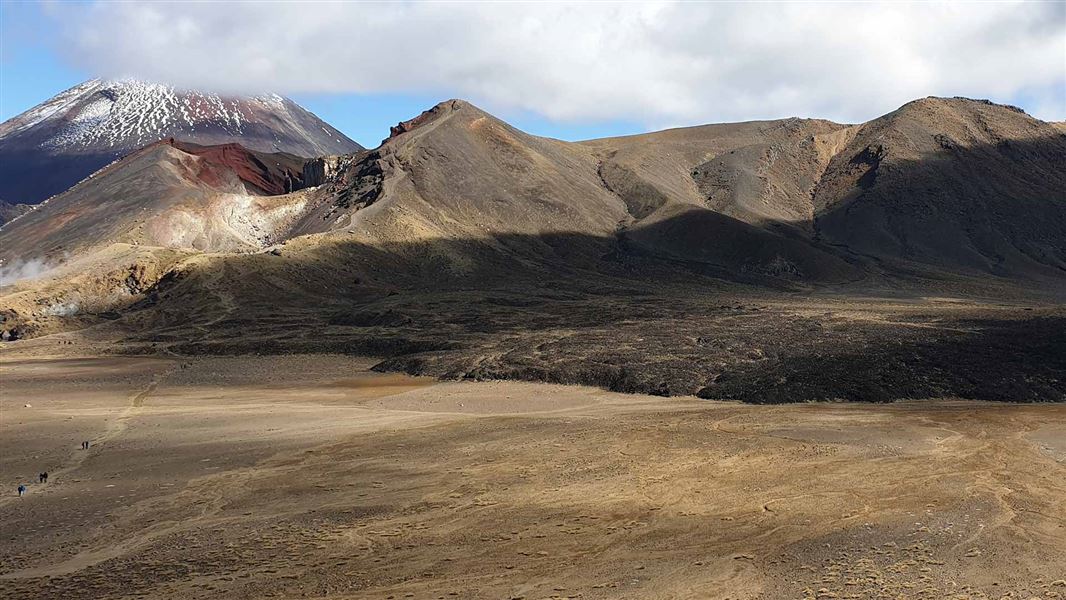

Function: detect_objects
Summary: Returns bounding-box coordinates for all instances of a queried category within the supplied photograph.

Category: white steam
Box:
[0,255,66,285]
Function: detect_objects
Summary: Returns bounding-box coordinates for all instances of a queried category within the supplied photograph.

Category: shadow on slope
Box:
[815,134,1066,280]
[116,209,1066,403]
[0,150,117,205]
[6,127,1065,403]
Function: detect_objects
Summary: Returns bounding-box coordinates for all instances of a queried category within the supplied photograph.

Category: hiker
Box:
[17,485,26,497]
[82,440,90,450]
[39,472,46,484]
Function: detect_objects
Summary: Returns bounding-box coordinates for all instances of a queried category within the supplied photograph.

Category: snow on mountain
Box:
[0,79,363,204]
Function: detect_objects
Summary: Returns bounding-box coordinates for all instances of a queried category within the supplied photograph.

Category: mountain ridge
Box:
[0,78,363,204]
[1,94,1063,349]
[4,95,1062,279]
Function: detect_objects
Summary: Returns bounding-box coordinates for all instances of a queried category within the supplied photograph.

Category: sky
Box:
[2,0,1064,148]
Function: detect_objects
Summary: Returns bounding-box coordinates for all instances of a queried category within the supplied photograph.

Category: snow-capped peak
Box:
[26,78,293,151]
[0,78,362,204]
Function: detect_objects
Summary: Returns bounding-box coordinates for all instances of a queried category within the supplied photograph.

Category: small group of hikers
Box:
[16,472,48,498]
[17,440,91,497]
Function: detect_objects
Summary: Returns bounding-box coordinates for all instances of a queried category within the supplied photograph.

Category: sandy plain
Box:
[1,354,1064,600]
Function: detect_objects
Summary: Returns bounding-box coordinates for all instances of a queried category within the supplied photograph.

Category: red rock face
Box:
[0,79,363,204]
[166,139,308,195]
[386,100,463,142]
[388,113,435,140]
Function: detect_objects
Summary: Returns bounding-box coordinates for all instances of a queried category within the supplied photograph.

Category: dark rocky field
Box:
[126,274,1065,403]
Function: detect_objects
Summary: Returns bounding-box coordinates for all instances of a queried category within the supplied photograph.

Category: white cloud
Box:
[54,1,1066,126]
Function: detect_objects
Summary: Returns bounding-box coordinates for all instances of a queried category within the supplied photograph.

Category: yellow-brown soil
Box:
[1,355,1063,599]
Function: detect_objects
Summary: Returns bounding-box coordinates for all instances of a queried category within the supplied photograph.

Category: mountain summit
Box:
[0,79,363,204]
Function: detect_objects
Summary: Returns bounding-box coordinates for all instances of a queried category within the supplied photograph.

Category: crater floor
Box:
[1,354,1064,599]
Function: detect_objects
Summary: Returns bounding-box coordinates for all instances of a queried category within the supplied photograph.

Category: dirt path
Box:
[0,358,176,510]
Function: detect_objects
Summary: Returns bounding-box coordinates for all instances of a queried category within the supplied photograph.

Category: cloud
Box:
[53,1,1066,126]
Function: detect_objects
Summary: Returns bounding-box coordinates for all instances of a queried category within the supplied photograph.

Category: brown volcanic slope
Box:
[0,200,32,227]
[277,97,1064,284]
[0,139,321,343]
[0,139,314,261]
[582,116,854,227]
[2,96,1064,401]
[280,99,642,278]
[813,97,1066,278]
[276,100,860,284]
[6,97,1060,283]
[0,79,363,204]
[582,98,1066,280]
